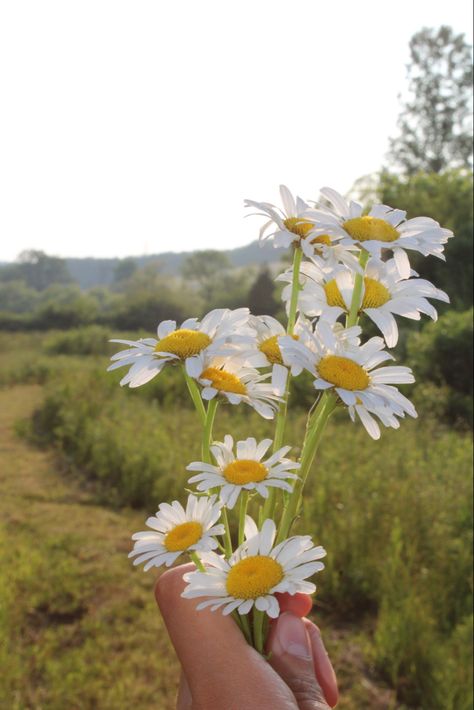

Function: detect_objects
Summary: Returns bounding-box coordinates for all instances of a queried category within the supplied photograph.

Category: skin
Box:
[156,564,339,710]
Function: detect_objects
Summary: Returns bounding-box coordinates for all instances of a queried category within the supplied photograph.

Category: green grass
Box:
[1,332,472,708]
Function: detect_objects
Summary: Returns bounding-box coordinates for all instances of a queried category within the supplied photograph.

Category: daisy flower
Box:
[107,308,251,388]
[186,354,285,419]
[129,494,224,571]
[241,314,314,377]
[280,322,417,439]
[245,184,339,257]
[187,435,300,509]
[310,187,453,278]
[182,518,326,618]
[289,258,449,347]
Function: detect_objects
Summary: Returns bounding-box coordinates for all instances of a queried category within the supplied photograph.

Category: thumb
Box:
[267,612,331,710]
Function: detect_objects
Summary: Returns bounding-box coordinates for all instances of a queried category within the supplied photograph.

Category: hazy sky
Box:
[0,1,472,261]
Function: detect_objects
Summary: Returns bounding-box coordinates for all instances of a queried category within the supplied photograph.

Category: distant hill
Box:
[63,240,283,289]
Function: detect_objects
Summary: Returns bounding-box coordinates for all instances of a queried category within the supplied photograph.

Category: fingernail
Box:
[275,612,312,660]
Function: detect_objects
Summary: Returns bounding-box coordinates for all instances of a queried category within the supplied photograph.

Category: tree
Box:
[388,26,473,174]
[113,258,137,283]
[248,268,278,316]
[379,170,473,310]
[181,250,231,302]
[0,250,72,291]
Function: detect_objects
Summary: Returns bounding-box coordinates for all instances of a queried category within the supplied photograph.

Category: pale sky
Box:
[0,0,472,261]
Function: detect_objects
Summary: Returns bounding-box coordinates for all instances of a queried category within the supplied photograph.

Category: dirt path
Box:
[0,385,178,710]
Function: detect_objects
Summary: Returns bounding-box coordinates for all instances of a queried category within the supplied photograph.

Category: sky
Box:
[0,1,472,261]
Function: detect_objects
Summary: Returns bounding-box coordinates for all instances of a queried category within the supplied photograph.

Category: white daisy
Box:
[186,354,285,420]
[241,314,314,377]
[182,518,326,618]
[310,187,453,278]
[187,435,300,509]
[287,258,449,347]
[280,321,417,439]
[107,308,251,388]
[129,494,224,571]
[245,184,339,257]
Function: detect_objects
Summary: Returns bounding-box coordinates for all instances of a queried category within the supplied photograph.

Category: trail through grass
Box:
[0,384,401,709]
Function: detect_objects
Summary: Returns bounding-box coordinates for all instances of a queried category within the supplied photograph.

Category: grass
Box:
[0,331,472,708]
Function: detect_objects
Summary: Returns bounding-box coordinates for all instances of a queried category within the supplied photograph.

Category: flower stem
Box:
[261,247,302,522]
[238,491,249,546]
[201,398,218,463]
[189,551,205,572]
[253,609,266,654]
[221,506,233,558]
[184,370,206,425]
[238,612,252,645]
[287,246,303,335]
[346,249,369,328]
[276,392,336,544]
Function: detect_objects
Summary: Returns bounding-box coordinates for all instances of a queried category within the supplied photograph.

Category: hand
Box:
[156,564,338,709]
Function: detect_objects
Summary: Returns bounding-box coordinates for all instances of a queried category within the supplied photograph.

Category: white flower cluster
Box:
[111,183,452,631]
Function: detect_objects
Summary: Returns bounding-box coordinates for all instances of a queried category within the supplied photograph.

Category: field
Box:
[0,330,472,710]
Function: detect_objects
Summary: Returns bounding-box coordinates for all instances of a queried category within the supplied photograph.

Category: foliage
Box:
[22,354,472,707]
[407,308,473,426]
[44,326,112,356]
[379,170,473,310]
[0,250,72,291]
[248,268,279,316]
[388,26,473,174]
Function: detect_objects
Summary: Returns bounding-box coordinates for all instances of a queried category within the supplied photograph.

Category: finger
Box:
[156,564,297,710]
[176,671,192,710]
[267,612,332,710]
[303,619,338,708]
[275,592,313,618]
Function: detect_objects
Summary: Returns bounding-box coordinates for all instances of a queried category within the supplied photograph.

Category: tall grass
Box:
[24,356,473,707]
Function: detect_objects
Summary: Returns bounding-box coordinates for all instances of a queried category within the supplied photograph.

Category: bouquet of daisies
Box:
[109,185,451,653]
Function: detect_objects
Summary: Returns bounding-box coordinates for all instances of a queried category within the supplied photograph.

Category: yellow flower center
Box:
[283,217,314,239]
[324,280,346,309]
[155,329,212,359]
[310,233,331,247]
[223,460,268,485]
[318,355,370,391]
[324,277,391,311]
[343,216,399,243]
[226,556,284,599]
[200,367,247,395]
[164,521,203,552]
[259,334,299,365]
[362,277,391,309]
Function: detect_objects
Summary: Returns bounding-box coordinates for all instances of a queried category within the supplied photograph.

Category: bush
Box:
[44,326,112,356]
[407,308,473,426]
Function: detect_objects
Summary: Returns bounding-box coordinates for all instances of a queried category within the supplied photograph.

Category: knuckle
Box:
[287,675,330,710]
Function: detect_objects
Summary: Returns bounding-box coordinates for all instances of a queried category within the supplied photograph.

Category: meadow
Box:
[0,328,472,710]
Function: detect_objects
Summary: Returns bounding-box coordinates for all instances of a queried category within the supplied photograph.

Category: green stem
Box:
[189,551,205,572]
[253,609,266,654]
[238,491,249,546]
[346,249,369,328]
[238,612,252,645]
[276,392,336,543]
[201,398,218,463]
[287,246,303,336]
[261,247,302,522]
[184,370,206,425]
[221,507,233,558]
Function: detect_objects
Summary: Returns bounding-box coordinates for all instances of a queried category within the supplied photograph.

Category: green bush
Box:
[44,326,112,356]
[407,308,473,426]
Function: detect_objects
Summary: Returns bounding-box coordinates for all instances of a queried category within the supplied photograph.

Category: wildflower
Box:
[310,187,453,278]
[280,322,417,439]
[187,435,299,509]
[182,518,326,618]
[108,308,251,388]
[186,354,285,419]
[129,495,224,571]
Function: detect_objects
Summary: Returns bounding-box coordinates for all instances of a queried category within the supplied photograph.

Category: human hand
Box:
[156,564,338,709]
